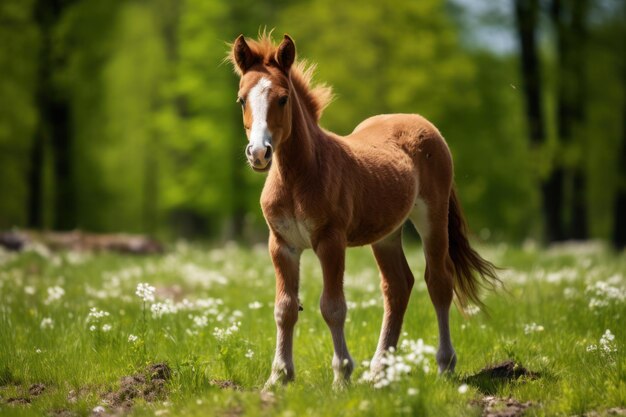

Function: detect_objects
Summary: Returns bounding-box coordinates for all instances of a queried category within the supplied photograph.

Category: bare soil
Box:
[210,379,243,391]
[470,360,539,381]
[97,363,171,416]
[466,360,539,416]
[582,408,626,417]
[473,395,533,417]
[29,383,46,396]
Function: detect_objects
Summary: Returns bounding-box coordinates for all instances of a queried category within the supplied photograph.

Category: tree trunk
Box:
[31,0,75,231]
[613,60,626,248]
[551,0,589,240]
[27,126,44,228]
[514,0,564,242]
[50,101,74,230]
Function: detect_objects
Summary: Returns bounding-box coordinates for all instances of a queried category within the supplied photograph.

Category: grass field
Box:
[0,240,624,416]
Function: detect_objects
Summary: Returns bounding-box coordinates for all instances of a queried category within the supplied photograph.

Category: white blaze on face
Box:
[248,77,272,152]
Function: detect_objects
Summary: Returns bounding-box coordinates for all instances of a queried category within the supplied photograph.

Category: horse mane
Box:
[227,31,333,122]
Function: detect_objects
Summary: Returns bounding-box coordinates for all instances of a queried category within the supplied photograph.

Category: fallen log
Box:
[0,230,164,254]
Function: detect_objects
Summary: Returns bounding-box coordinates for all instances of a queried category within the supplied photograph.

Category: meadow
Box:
[0,240,624,416]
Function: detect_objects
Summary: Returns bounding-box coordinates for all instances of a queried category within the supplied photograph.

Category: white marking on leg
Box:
[248,77,272,152]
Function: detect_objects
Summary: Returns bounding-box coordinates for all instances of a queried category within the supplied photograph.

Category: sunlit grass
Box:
[0,241,624,416]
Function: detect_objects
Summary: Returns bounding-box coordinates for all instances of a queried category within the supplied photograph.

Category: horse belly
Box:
[347,168,417,246]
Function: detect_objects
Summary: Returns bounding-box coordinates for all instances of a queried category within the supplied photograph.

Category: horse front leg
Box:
[264,233,301,389]
[315,232,354,388]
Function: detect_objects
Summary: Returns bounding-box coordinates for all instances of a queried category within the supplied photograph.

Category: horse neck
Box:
[274,78,324,179]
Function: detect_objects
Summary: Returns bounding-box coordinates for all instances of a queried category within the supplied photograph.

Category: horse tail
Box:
[447,187,500,310]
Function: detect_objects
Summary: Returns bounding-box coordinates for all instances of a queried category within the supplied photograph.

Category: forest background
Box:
[0,0,624,246]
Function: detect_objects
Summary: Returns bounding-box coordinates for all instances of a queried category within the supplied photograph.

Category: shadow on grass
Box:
[461,359,540,395]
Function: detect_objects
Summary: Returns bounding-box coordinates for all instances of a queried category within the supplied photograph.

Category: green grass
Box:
[0,241,624,416]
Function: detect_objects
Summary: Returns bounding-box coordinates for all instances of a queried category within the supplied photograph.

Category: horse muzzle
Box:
[246,143,273,172]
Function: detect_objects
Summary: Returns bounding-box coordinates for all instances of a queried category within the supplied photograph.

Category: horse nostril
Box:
[264,146,273,160]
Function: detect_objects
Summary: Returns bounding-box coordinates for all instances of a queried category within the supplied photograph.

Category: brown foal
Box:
[228,33,498,389]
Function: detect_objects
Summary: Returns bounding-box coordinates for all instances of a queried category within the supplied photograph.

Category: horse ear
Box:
[233,35,256,73]
[275,34,296,73]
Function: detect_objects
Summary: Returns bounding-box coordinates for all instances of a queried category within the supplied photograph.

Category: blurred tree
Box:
[0,0,621,244]
[0,0,38,229]
[615,93,626,248]
[609,1,626,248]
[550,0,590,240]
[30,0,77,230]
[514,0,564,242]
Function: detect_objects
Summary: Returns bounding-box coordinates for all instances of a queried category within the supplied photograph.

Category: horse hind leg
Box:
[369,230,415,375]
[410,198,457,373]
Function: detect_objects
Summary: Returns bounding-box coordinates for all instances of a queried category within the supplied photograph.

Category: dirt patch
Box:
[472,396,532,417]
[29,383,46,396]
[583,408,626,417]
[49,409,77,417]
[6,397,31,405]
[0,230,163,254]
[464,360,539,395]
[473,360,538,380]
[210,379,243,391]
[98,362,171,415]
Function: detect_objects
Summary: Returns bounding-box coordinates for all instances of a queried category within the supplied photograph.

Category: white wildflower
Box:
[245,349,254,359]
[192,315,208,328]
[179,263,227,287]
[213,321,241,341]
[360,338,436,388]
[92,405,106,414]
[135,282,156,302]
[87,307,110,322]
[458,384,469,394]
[44,286,65,304]
[248,301,263,310]
[101,324,112,332]
[563,287,577,299]
[128,334,138,343]
[40,317,54,329]
[599,329,617,354]
[465,305,481,316]
[407,387,419,396]
[524,322,544,334]
[24,286,36,295]
[151,300,177,318]
[89,325,97,332]
[587,329,618,359]
[586,279,625,309]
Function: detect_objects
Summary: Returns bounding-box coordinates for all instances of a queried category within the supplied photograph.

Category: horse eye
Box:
[278,96,288,106]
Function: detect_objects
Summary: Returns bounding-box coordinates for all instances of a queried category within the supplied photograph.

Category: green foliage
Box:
[0,0,623,241]
[0,0,38,228]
